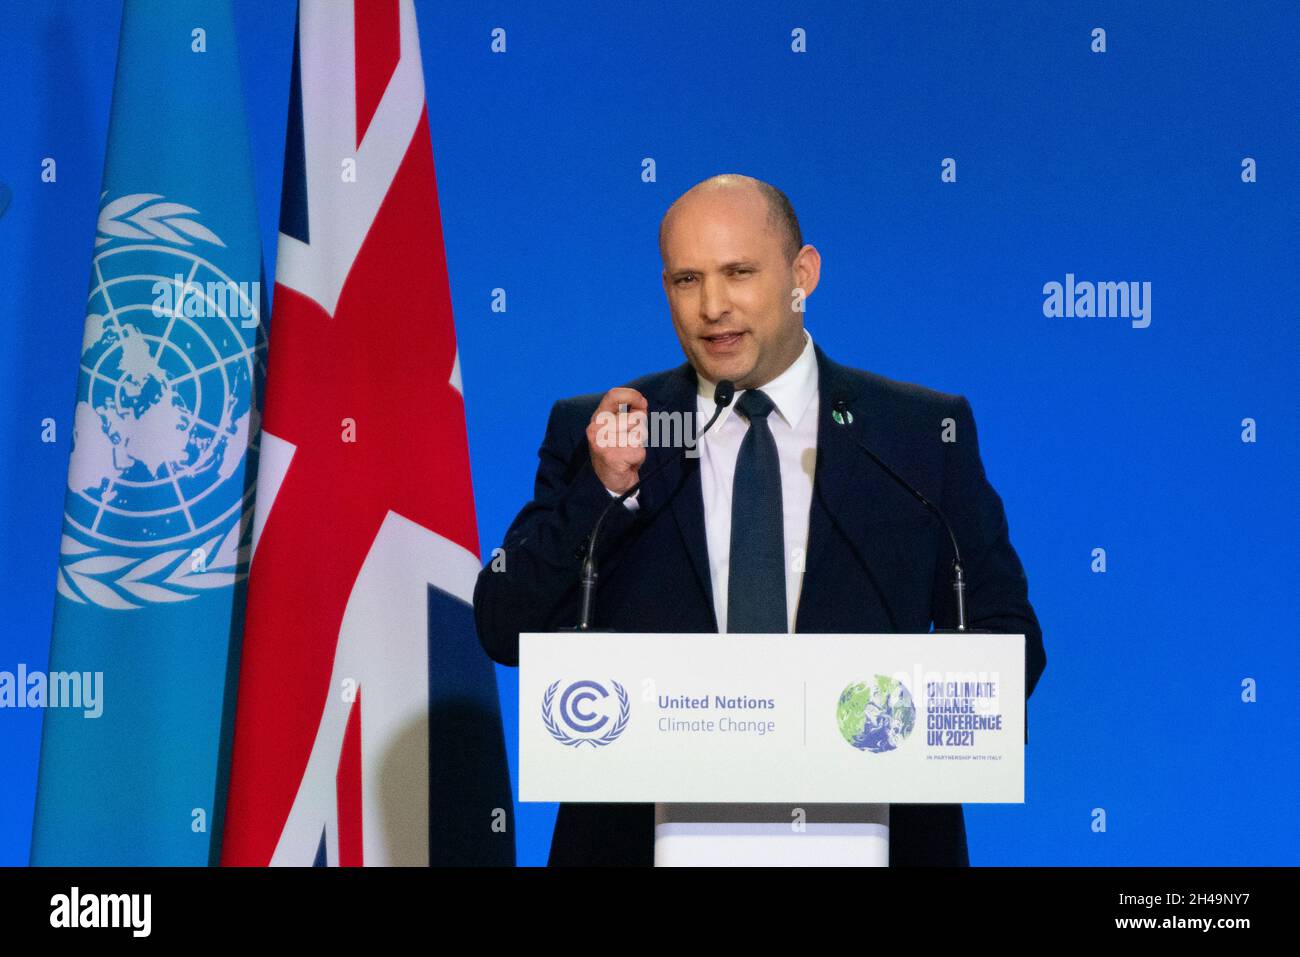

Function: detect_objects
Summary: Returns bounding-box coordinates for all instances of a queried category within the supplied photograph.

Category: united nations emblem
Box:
[542,679,631,747]
[57,193,267,610]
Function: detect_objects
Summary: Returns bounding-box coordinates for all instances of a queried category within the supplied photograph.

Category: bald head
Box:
[659,174,803,264]
[658,172,821,390]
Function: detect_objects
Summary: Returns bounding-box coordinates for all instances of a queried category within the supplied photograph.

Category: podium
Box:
[520,632,1025,866]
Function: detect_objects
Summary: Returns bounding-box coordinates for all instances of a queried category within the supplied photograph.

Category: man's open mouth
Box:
[702,331,746,349]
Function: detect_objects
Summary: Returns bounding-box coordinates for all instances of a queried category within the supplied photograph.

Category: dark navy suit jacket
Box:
[473,344,1047,866]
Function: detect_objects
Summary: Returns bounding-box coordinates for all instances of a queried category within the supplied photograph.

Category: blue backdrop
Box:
[2,0,1297,866]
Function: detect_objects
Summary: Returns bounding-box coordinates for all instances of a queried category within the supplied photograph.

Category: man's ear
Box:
[794,244,821,299]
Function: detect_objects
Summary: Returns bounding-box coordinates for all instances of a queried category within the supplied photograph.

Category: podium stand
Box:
[653,801,890,866]
[521,632,1024,866]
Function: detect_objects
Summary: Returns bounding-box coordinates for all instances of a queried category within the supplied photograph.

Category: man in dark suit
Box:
[473,174,1046,866]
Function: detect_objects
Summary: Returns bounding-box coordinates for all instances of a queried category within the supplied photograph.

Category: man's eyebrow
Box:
[668,260,760,277]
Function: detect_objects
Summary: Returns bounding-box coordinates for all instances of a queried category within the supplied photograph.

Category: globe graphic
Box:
[65,244,263,549]
[837,676,916,753]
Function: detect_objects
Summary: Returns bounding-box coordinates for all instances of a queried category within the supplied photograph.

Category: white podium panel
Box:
[520,633,1024,804]
[653,803,890,867]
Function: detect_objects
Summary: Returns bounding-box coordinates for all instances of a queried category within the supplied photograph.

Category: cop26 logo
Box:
[543,680,630,747]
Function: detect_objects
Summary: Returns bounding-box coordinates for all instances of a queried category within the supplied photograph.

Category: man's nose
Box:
[698,274,730,321]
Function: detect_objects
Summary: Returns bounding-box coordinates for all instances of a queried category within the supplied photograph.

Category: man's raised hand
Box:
[586,387,648,495]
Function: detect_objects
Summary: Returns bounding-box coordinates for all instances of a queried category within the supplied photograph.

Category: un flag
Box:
[30,0,265,865]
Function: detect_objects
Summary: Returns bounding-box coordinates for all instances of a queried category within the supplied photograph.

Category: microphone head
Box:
[713,380,736,408]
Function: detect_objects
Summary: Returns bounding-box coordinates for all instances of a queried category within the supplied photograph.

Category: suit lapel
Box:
[641,363,718,629]
[800,347,860,616]
[799,346,908,629]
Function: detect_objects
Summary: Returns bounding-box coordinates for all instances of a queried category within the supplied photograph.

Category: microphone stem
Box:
[952,560,968,632]
[836,409,970,633]
[577,557,598,632]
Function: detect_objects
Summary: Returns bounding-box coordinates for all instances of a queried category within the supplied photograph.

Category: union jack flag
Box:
[220,0,513,866]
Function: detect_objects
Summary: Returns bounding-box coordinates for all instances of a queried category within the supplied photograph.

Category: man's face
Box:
[660,187,817,390]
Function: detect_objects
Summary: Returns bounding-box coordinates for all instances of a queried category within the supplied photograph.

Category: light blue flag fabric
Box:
[30,0,265,865]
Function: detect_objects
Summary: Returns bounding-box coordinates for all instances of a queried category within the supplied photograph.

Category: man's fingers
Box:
[596,387,648,416]
[588,411,649,449]
[587,388,650,492]
[626,410,648,448]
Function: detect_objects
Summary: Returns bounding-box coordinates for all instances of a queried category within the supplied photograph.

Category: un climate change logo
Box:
[543,680,630,747]
[57,193,266,610]
[837,676,917,753]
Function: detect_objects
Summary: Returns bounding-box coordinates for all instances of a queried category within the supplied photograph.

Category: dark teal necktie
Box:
[726,389,787,633]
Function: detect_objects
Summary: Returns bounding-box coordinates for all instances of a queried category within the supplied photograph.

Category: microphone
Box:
[574,379,735,631]
[830,394,984,634]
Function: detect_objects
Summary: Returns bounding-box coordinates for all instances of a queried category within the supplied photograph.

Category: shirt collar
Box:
[696,328,818,430]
